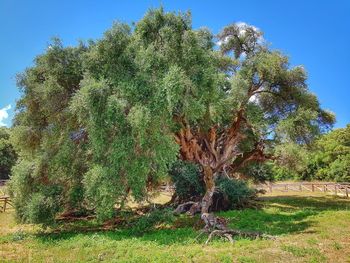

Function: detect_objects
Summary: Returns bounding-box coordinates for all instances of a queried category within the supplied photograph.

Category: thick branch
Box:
[220,109,246,164]
[250,89,289,102]
[229,142,274,173]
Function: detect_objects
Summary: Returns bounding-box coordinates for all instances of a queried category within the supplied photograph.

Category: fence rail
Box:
[159,182,350,198]
[257,182,350,198]
[0,180,11,212]
[0,180,8,186]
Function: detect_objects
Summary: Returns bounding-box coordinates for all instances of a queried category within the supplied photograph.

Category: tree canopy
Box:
[9,8,334,224]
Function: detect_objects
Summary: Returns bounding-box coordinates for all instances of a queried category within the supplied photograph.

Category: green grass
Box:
[1,193,350,262]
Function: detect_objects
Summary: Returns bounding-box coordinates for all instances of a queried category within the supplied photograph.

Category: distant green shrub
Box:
[271,165,301,181]
[292,125,350,182]
[170,161,257,210]
[240,162,275,182]
[216,177,257,209]
[169,160,205,200]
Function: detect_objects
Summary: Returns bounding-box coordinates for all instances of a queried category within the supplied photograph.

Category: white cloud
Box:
[235,22,264,44]
[0,104,11,127]
[217,22,264,47]
[248,93,259,104]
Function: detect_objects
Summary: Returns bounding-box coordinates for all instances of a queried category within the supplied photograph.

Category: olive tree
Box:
[11,8,334,226]
[71,9,333,224]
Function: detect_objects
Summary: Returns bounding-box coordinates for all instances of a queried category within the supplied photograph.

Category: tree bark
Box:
[200,165,219,229]
[201,166,215,214]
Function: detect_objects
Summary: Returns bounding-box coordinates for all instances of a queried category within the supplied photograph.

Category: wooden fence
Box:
[257,182,350,198]
[0,180,8,186]
[0,180,12,212]
[159,181,350,198]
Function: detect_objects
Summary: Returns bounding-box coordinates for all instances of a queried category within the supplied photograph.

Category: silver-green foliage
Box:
[10,8,334,224]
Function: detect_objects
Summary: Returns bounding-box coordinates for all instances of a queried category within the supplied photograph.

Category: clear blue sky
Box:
[1,0,349,128]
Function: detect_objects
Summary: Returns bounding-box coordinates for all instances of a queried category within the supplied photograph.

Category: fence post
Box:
[3,198,7,212]
[312,184,314,192]
[335,185,337,195]
[346,187,349,198]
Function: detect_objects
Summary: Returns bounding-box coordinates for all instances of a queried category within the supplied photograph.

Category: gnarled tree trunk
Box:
[173,109,274,230]
[201,166,215,214]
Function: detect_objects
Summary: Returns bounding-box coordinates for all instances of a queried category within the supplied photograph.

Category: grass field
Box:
[0,191,349,263]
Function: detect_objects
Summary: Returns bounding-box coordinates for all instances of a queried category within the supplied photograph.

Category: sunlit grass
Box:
[1,192,349,262]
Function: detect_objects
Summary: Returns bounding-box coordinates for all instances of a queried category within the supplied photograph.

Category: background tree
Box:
[0,127,17,180]
[303,125,350,182]
[270,142,309,181]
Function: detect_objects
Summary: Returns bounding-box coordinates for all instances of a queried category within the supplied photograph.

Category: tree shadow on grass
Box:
[219,194,350,236]
[35,227,199,246]
[217,207,318,236]
[34,195,350,246]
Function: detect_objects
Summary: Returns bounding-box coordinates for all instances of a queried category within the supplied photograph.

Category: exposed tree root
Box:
[172,190,261,216]
[174,200,276,244]
[204,229,276,244]
[190,212,276,244]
